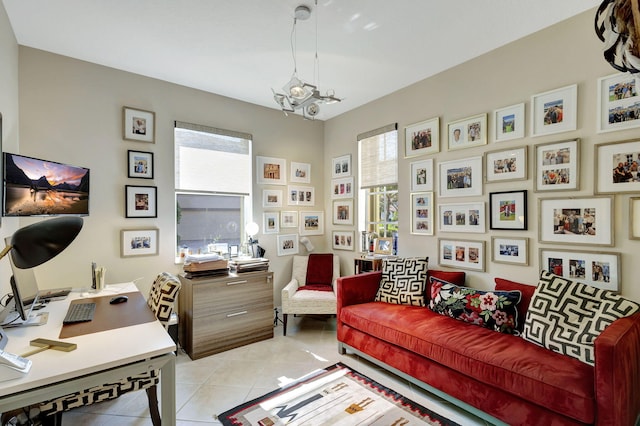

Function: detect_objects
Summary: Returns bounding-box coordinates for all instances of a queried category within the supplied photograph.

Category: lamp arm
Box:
[0,244,12,261]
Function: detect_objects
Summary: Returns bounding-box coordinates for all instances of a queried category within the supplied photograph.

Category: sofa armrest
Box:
[594,312,640,426]
[281,278,300,312]
[336,271,382,310]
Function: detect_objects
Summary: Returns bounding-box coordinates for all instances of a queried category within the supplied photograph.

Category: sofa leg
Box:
[338,342,346,355]
[283,314,288,336]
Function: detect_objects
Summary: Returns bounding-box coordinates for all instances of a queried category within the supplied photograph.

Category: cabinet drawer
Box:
[192,275,271,317]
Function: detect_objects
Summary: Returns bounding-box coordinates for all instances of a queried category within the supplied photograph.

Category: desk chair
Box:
[38,272,181,426]
[281,254,340,336]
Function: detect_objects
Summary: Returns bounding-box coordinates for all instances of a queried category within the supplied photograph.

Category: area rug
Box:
[217,362,460,426]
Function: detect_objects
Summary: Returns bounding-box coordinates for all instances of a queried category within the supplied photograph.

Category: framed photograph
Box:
[277,234,299,256]
[121,228,159,258]
[333,230,355,251]
[125,185,157,218]
[287,185,314,206]
[489,190,527,230]
[374,238,393,255]
[631,197,640,239]
[123,106,155,143]
[256,156,286,185]
[127,150,154,179]
[538,196,613,246]
[263,212,279,234]
[331,177,354,199]
[484,146,527,183]
[411,192,434,235]
[597,72,640,133]
[280,211,298,228]
[447,113,487,151]
[405,117,440,157]
[594,139,640,193]
[439,156,483,198]
[492,237,528,266]
[300,211,324,236]
[540,248,620,292]
[410,158,434,192]
[438,238,485,272]
[333,199,353,225]
[494,103,525,142]
[531,84,578,137]
[262,189,283,208]
[438,202,485,234]
[290,161,311,183]
[332,154,352,178]
[534,139,580,192]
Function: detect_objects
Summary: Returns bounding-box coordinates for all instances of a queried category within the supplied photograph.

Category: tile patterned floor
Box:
[52,315,489,425]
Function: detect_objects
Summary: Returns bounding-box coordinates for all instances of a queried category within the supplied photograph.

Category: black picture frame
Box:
[489,190,528,230]
[127,150,154,179]
[125,185,157,218]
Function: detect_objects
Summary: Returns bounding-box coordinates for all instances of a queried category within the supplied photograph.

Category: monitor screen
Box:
[2,152,90,216]
[3,237,39,323]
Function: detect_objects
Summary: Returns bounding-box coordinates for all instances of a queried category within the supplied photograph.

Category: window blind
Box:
[175,121,252,195]
[358,123,398,189]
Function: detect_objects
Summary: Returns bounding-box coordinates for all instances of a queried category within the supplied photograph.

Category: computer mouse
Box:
[109,295,129,304]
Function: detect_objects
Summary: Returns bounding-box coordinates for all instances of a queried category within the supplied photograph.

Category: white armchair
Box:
[281,254,340,335]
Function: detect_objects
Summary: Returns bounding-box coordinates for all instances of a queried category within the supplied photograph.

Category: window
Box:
[175,121,252,258]
[358,124,398,251]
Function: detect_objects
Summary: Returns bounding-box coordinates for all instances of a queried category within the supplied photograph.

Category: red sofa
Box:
[336,271,640,426]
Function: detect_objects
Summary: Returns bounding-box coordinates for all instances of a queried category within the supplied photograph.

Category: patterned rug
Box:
[217,362,460,426]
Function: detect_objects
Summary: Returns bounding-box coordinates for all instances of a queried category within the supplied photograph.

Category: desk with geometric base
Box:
[0,283,176,425]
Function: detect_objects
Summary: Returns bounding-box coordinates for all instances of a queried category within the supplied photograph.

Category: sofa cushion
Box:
[495,277,536,333]
[339,302,595,423]
[429,277,521,334]
[375,257,428,306]
[522,271,640,365]
[426,269,465,302]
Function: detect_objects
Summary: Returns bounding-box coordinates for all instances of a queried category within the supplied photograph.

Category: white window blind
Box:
[175,121,252,195]
[358,123,398,189]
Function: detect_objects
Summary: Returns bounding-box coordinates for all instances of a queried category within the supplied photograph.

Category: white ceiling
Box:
[3,0,601,120]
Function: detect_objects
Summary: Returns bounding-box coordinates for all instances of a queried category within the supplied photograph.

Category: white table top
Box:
[0,282,176,396]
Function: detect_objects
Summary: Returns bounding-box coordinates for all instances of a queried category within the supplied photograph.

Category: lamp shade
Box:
[8,217,83,269]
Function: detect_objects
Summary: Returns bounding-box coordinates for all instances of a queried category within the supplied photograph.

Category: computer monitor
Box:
[1,237,39,325]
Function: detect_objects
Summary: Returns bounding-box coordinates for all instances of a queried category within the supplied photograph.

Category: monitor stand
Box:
[0,302,48,328]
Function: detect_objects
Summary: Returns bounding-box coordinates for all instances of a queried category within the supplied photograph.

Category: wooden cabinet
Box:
[354,257,384,274]
[178,270,273,360]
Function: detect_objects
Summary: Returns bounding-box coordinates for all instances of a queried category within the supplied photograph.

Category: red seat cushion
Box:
[305,253,333,286]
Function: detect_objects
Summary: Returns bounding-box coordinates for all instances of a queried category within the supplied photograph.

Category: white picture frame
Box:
[438,238,485,272]
[531,84,578,137]
[256,156,286,185]
[280,211,298,228]
[331,177,354,199]
[263,212,280,234]
[290,161,311,183]
[494,103,525,142]
[332,154,352,178]
[484,146,527,183]
[121,228,159,258]
[123,106,155,143]
[492,237,528,266]
[447,113,487,151]
[534,139,580,192]
[594,139,640,194]
[262,189,283,208]
[300,211,324,236]
[405,117,440,157]
[287,185,315,206]
[540,248,620,292]
[439,156,483,198]
[332,231,355,251]
[411,192,434,235]
[333,199,353,225]
[438,202,485,234]
[597,72,640,133]
[277,234,299,256]
[410,158,434,192]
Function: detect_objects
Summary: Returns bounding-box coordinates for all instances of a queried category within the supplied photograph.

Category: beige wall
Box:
[15,47,324,300]
[0,3,20,288]
[325,8,640,302]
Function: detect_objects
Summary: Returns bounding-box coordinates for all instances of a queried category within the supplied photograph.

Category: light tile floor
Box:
[54,315,490,425]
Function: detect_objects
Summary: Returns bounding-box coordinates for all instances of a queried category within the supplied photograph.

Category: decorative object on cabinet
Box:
[489,190,528,230]
[123,106,155,143]
[410,192,434,235]
[121,228,159,257]
[484,146,527,183]
[534,139,580,192]
[178,270,273,359]
[438,156,483,198]
[493,103,525,142]
[127,150,154,179]
[125,185,157,218]
[594,139,640,193]
[538,196,613,246]
[531,84,577,137]
[491,236,528,266]
[256,156,286,185]
[447,113,487,151]
[373,238,393,255]
[405,117,439,157]
[539,248,619,292]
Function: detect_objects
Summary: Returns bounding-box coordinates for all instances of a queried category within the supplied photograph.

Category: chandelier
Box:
[272,2,341,119]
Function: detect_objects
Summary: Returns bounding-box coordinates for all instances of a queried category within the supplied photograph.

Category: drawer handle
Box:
[227,311,248,318]
[227,280,248,286]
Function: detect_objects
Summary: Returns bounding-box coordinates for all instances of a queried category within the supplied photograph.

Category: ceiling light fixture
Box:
[272,1,341,119]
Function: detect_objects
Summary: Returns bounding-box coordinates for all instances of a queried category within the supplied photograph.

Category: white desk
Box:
[0,283,176,425]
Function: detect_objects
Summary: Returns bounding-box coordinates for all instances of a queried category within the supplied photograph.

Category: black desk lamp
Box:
[0,217,83,269]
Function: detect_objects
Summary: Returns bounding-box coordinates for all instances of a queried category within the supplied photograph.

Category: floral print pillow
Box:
[429,277,522,335]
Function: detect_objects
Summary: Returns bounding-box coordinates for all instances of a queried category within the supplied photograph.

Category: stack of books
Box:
[229,257,269,273]
[183,253,229,279]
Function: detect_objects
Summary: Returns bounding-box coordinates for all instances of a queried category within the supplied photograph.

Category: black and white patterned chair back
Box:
[147,272,181,329]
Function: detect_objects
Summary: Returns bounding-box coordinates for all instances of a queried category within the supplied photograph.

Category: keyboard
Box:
[63,302,96,324]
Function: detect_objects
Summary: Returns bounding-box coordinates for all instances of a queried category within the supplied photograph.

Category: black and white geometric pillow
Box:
[522,271,640,365]
[375,257,428,306]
